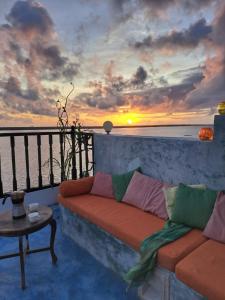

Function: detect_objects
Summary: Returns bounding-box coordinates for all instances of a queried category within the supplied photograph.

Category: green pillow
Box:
[112,168,141,202]
[163,184,206,219]
[171,183,217,229]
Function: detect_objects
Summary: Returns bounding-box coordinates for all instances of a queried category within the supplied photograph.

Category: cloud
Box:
[129,1,225,113]
[5,76,22,98]
[185,4,225,108]
[182,71,204,85]
[0,76,60,117]
[131,66,148,87]
[109,0,214,23]
[39,45,66,68]
[77,91,125,110]
[133,18,212,51]
[0,1,79,117]
[110,0,133,23]
[130,3,225,113]
[126,67,204,110]
[4,76,39,101]
[0,0,222,123]
[8,41,27,65]
[77,64,205,112]
[76,64,149,110]
[182,0,215,11]
[6,0,53,34]
[141,0,214,11]
[128,4,225,114]
[34,44,79,80]
[63,63,80,80]
[140,0,176,17]
[186,73,225,109]
[170,67,205,84]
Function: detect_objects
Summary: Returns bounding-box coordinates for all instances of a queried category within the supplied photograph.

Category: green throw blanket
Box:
[124,221,191,287]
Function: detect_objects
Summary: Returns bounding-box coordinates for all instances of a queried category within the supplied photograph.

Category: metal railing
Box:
[0,127,94,197]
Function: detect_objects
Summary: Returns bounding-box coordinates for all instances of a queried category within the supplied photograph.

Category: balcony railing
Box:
[0,123,212,198]
[0,127,94,197]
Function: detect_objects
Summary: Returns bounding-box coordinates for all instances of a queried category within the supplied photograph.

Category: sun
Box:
[127,119,133,125]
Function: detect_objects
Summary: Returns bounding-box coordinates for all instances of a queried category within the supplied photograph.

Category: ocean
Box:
[97,125,209,138]
[0,125,213,194]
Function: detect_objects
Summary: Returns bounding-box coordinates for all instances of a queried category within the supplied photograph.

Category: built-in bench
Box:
[176,240,225,300]
[58,177,225,300]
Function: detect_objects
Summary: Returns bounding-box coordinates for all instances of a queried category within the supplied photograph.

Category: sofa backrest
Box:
[93,116,225,191]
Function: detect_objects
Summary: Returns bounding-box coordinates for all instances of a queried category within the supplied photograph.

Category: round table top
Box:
[0,205,53,237]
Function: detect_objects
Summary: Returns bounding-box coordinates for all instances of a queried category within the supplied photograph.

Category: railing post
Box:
[59,133,65,181]
[37,134,43,188]
[24,135,31,190]
[84,134,90,177]
[0,154,3,197]
[78,133,83,178]
[49,134,54,185]
[91,134,95,175]
[71,126,77,180]
[10,136,17,191]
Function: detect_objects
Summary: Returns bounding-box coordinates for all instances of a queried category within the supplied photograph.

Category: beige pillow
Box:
[163,184,206,219]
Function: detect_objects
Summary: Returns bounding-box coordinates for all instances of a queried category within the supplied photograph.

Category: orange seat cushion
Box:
[158,229,206,271]
[59,194,164,250]
[176,240,225,300]
[59,194,206,271]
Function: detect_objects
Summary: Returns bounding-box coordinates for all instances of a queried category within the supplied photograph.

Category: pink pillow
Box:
[90,172,114,198]
[122,171,168,220]
[203,192,225,243]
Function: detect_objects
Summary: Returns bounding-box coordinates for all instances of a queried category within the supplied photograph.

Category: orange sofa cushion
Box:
[59,177,94,198]
[59,194,206,271]
[158,229,206,271]
[59,194,164,250]
[176,240,225,300]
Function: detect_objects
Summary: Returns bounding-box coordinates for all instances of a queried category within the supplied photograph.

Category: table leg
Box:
[49,219,57,264]
[19,236,26,289]
[25,234,30,253]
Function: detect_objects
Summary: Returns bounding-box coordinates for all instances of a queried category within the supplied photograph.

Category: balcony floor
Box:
[0,205,138,300]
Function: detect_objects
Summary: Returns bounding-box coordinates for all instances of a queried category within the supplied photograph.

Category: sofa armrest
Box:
[59,176,94,198]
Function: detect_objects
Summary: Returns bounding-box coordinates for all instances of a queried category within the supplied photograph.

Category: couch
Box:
[58,176,225,300]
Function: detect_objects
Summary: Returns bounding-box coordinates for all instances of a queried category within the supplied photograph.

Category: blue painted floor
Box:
[0,206,139,300]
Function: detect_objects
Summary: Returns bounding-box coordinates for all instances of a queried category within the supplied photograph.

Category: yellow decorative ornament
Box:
[217,101,225,115]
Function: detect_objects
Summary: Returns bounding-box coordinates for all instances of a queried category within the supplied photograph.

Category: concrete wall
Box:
[94,115,225,191]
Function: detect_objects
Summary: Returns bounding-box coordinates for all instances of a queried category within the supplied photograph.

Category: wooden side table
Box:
[0,205,57,289]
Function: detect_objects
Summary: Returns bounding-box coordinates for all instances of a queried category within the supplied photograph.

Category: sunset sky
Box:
[0,0,224,126]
